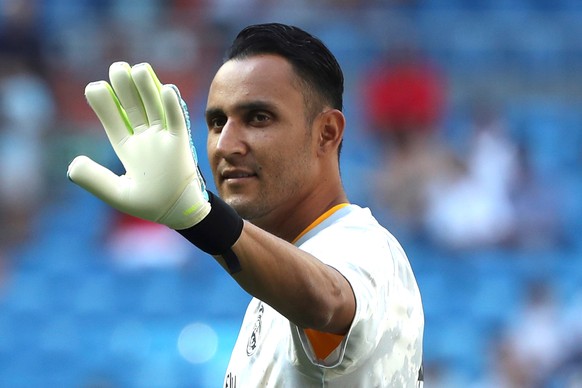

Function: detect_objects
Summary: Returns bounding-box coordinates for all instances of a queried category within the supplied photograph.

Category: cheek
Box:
[206,138,217,165]
[269,139,312,183]
[206,140,220,182]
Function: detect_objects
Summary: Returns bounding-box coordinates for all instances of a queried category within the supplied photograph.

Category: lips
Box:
[221,169,257,181]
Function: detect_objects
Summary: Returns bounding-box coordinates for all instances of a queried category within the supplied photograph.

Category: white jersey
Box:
[223,204,424,387]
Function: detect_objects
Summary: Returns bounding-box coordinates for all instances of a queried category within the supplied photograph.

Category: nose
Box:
[212,119,247,158]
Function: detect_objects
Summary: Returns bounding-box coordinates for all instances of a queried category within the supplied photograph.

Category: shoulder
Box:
[297,205,389,244]
[298,205,400,257]
[296,205,409,279]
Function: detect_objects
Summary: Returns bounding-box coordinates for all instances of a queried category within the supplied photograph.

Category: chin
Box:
[225,197,269,222]
[223,195,252,216]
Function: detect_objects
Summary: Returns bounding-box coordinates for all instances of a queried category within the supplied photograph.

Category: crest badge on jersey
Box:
[246,303,264,356]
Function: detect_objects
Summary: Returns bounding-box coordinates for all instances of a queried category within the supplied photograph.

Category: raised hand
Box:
[67,62,210,230]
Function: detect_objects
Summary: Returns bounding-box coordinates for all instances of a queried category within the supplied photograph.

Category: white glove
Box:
[67,62,211,230]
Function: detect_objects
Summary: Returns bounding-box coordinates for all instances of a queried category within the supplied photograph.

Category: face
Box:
[206,55,321,226]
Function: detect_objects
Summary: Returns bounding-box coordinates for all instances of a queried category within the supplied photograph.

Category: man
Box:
[68,23,424,387]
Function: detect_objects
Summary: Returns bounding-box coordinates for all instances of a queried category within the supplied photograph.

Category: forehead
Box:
[207,54,304,110]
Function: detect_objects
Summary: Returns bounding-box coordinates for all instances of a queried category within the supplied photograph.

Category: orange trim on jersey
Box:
[293,203,350,361]
[304,328,345,360]
[291,203,350,244]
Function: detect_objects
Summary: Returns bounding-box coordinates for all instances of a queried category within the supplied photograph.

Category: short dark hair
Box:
[226,23,344,114]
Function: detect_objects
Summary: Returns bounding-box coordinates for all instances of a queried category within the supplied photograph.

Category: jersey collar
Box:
[292,203,351,246]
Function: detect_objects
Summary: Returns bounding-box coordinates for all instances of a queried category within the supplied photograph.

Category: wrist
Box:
[158,179,211,230]
[176,192,243,273]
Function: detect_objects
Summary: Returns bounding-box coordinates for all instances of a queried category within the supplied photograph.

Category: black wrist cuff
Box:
[177,192,243,273]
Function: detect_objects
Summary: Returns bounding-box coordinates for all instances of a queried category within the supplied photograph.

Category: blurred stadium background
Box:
[1,0,582,387]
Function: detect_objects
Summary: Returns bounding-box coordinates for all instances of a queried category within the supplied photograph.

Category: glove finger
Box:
[85,81,133,148]
[162,84,208,200]
[161,85,188,139]
[67,155,125,208]
[131,63,164,130]
[109,61,148,133]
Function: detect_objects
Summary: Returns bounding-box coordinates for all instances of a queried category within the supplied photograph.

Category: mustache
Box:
[217,160,261,179]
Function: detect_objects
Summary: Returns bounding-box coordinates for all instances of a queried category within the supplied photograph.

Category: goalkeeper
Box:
[68,23,424,387]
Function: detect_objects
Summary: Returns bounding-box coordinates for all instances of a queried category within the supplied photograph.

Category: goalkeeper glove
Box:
[67,62,243,272]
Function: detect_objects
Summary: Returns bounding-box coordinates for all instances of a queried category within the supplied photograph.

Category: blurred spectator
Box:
[105,213,194,270]
[362,38,446,145]
[361,38,449,235]
[510,143,565,250]
[424,360,469,387]
[503,280,564,387]
[473,281,581,388]
[543,289,582,387]
[0,0,54,252]
[472,334,531,388]
[0,0,45,75]
[372,130,460,236]
[423,100,519,249]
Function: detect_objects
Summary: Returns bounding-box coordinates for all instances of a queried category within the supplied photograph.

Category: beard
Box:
[224,193,271,221]
[220,170,305,234]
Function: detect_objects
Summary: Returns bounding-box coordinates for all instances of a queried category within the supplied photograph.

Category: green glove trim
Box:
[103,82,134,134]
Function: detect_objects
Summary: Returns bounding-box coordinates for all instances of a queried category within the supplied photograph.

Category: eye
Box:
[249,111,272,127]
[207,115,227,130]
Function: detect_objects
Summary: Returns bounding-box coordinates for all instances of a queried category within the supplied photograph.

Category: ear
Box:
[316,109,345,156]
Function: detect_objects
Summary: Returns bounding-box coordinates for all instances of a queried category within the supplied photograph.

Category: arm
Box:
[67,62,355,335]
[227,221,355,335]
[177,191,356,334]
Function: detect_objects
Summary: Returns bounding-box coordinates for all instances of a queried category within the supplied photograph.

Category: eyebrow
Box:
[205,100,278,120]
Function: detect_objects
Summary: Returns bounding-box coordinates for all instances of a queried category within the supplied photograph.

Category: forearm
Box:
[219,221,355,335]
[67,61,355,335]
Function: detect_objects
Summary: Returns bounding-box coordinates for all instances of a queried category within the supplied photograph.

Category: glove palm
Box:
[67,62,210,230]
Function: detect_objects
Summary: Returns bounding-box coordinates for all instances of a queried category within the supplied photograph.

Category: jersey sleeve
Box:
[293,216,423,376]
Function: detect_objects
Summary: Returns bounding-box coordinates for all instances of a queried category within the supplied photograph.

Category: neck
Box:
[252,184,349,243]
